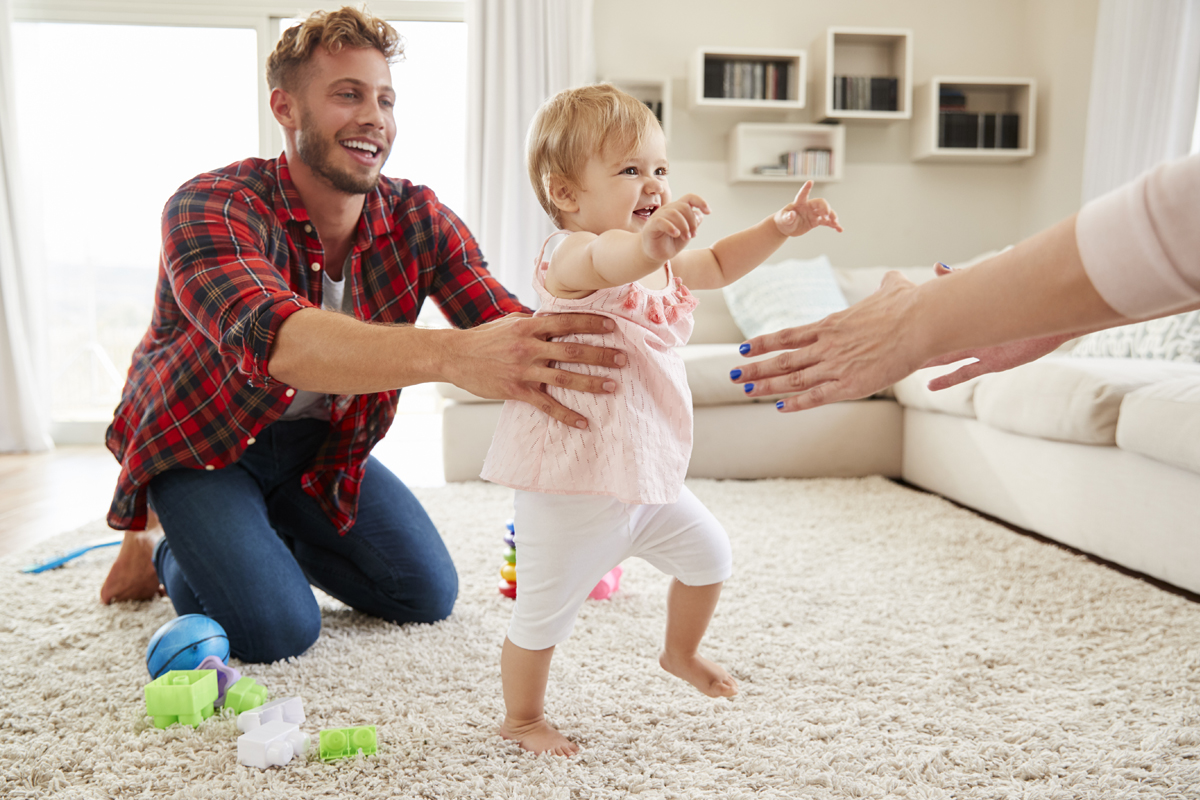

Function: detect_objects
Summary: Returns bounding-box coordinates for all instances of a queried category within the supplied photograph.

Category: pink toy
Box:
[588,565,623,600]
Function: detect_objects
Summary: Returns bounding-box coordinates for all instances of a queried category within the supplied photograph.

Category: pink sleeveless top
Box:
[480,235,700,504]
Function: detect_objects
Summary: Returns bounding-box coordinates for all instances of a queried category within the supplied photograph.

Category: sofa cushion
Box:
[835,251,1002,305]
[1069,310,1200,362]
[1116,377,1200,473]
[721,256,847,340]
[689,288,746,345]
[891,365,981,418]
[973,357,1200,445]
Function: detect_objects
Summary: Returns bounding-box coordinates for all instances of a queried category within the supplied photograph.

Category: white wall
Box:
[593,0,1099,269]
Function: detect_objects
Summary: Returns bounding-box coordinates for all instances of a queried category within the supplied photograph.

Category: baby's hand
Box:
[642,194,711,262]
[774,181,843,237]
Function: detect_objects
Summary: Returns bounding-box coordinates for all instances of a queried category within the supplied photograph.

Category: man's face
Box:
[291,46,397,195]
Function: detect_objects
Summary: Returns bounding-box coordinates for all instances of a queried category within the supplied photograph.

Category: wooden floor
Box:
[0,445,121,558]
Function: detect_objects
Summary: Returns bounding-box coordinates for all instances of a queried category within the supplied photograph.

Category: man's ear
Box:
[270,87,299,130]
[546,175,579,214]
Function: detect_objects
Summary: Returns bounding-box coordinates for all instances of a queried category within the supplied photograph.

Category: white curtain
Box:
[1081,0,1200,202]
[466,0,594,308]
[0,0,52,453]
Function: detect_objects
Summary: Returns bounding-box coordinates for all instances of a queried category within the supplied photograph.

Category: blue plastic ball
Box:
[145,614,231,678]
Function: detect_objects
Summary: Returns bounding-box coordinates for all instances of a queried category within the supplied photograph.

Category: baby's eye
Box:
[655,167,669,176]
[621,167,639,175]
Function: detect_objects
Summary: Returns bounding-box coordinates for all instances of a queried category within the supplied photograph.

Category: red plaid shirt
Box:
[107,153,524,534]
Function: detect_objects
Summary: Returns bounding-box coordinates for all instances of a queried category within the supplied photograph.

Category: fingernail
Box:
[575,420,588,429]
[614,353,627,366]
[729,369,742,380]
[603,319,616,330]
[744,383,755,393]
[602,380,616,392]
[938,262,952,271]
[739,343,751,355]
[775,400,785,410]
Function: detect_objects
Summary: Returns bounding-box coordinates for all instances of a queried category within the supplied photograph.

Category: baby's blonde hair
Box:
[527,84,662,227]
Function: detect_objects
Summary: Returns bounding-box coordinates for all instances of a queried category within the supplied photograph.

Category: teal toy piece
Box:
[144,670,219,728]
[319,725,378,760]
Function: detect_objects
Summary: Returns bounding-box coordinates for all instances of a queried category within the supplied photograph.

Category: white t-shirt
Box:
[279,258,352,422]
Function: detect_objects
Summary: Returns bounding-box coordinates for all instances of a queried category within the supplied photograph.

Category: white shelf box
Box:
[728,122,845,184]
[912,77,1036,162]
[690,47,806,110]
[606,77,673,141]
[812,27,912,122]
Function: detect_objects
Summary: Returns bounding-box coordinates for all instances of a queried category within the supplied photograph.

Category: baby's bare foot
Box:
[500,716,579,756]
[659,651,738,698]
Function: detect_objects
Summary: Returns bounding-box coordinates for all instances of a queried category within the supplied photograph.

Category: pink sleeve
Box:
[1075,153,1200,318]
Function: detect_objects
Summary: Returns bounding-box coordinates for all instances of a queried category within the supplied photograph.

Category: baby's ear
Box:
[546,175,579,214]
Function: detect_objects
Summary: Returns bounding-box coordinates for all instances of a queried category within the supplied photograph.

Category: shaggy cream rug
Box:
[2,477,1198,799]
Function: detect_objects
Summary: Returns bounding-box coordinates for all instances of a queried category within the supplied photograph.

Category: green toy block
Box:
[144,670,219,729]
[319,725,377,761]
[223,676,268,714]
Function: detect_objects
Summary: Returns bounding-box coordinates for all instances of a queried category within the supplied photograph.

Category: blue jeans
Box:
[148,418,458,663]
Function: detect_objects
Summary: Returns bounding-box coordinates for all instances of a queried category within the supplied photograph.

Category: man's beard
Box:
[295,110,383,195]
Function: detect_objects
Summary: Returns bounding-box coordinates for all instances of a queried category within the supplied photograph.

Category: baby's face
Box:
[568,127,670,235]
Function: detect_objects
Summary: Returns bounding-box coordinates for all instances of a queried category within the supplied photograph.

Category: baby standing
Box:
[481,84,843,755]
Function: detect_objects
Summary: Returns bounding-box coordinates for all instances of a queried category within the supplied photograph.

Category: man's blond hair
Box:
[267,6,404,91]
[527,84,662,227]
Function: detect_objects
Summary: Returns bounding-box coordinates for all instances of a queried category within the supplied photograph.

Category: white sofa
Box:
[439,264,1200,595]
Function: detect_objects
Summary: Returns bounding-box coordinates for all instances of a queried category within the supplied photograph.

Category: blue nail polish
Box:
[937,261,952,271]
[729,369,742,380]
[744,383,754,393]
[775,400,785,409]
[739,343,751,355]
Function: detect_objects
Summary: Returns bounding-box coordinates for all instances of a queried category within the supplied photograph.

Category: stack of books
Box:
[754,148,834,178]
[703,58,791,101]
[937,87,1020,149]
[832,76,898,111]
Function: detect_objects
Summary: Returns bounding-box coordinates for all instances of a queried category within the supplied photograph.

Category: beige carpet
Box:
[2,477,1198,799]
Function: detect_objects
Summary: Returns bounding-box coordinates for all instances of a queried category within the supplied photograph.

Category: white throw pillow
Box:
[1069,310,1200,362]
[721,256,848,340]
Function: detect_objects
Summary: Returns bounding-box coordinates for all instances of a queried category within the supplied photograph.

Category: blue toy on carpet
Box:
[145,614,231,679]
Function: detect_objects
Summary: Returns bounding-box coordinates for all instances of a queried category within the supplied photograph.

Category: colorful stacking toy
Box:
[498,519,622,600]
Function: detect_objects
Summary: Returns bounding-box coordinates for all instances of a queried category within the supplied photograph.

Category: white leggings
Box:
[506,486,732,651]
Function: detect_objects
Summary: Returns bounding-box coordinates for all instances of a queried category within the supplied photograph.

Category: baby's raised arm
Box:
[547,195,711,296]
[673,182,842,290]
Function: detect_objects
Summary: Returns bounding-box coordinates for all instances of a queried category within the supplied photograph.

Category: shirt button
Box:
[285,388,296,397]
[304,224,313,233]
[246,437,256,445]
[205,464,215,471]
[311,261,321,272]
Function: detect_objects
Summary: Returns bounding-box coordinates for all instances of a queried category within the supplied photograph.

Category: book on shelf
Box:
[832,75,898,111]
[703,57,791,100]
[938,112,1019,149]
[640,100,664,125]
[938,88,967,110]
[753,148,833,178]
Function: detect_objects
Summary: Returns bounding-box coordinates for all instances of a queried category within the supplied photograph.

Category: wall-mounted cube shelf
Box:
[912,77,1036,162]
[689,47,806,111]
[812,27,912,122]
[727,122,845,184]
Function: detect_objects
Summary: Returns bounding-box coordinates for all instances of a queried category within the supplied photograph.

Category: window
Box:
[11,4,466,449]
[13,22,259,423]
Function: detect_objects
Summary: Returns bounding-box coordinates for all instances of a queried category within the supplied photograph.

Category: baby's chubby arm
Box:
[673,181,843,290]
[546,195,711,296]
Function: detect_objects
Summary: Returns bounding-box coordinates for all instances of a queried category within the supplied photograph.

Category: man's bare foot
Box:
[101,529,166,604]
[500,716,578,756]
[659,650,738,698]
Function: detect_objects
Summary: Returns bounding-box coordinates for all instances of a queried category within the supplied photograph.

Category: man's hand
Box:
[774,182,843,237]
[642,194,710,263]
[444,312,627,429]
[101,525,166,604]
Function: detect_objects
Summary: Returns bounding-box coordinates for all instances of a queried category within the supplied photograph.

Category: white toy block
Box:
[237,696,306,733]
[237,720,310,769]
